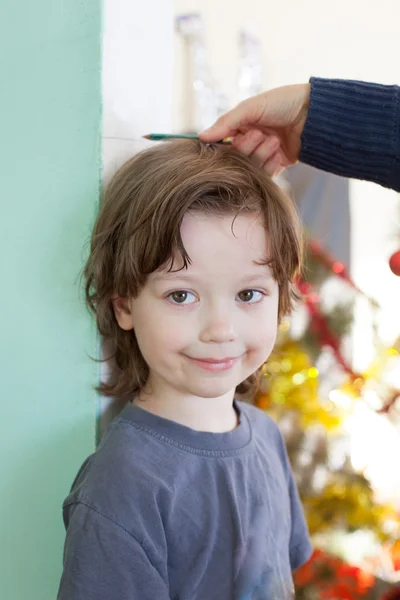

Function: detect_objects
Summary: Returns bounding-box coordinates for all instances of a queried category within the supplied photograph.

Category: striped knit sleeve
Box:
[300,77,400,191]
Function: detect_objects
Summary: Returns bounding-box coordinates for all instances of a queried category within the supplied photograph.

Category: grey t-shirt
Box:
[57,400,312,600]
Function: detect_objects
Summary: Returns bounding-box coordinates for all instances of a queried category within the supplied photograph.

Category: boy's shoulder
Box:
[63,405,171,526]
[236,400,290,470]
[236,400,283,441]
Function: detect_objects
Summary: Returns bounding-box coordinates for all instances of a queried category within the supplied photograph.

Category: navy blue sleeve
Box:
[300,77,400,191]
[57,503,170,600]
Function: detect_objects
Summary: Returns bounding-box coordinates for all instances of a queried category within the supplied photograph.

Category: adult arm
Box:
[200,77,400,191]
[301,77,400,191]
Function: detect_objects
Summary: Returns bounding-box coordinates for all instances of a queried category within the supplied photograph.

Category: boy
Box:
[57,139,312,599]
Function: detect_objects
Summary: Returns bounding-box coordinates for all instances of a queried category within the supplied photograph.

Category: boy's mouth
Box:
[185,355,242,372]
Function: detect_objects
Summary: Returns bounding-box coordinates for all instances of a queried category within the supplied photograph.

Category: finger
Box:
[233,129,266,156]
[249,136,280,168]
[233,132,245,145]
[199,96,264,142]
[262,150,285,177]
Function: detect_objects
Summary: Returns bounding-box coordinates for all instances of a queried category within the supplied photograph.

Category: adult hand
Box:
[199,83,310,176]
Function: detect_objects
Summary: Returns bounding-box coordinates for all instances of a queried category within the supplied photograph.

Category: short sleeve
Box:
[273,426,313,570]
[287,466,313,569]
[57,502,170,600]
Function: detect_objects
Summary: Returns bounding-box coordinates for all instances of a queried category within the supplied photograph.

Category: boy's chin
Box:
[185,381,239,400]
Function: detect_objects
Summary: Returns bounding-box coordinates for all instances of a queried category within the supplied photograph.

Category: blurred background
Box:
[1,0,400,598]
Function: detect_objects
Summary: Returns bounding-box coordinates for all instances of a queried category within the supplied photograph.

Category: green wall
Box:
[0,2,101,598]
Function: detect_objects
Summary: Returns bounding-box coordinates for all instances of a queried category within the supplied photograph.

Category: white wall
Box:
[100,0,174,428]
[173,0,400,364]
[103,0,174,179]
[173,0,400,111]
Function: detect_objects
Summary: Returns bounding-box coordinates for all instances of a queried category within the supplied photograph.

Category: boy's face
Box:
[114,212,279,403]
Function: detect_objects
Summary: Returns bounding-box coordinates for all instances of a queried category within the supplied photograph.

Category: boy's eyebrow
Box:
[241,272,274,283]
[151,266,274,284]
[150,271,194,283]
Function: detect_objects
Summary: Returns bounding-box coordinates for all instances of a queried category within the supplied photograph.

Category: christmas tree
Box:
[256,237,400,598]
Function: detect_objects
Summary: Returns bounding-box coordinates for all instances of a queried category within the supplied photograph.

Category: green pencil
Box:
[143,133,232,144]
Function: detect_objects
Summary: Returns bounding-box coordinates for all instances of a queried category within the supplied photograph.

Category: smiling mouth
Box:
[185,355,242,372]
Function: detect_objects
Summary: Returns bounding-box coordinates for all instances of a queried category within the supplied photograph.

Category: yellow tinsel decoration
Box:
[304,478,398,542]
[257,340,341,430]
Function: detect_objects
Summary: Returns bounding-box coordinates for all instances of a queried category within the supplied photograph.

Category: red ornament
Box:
[389,250,400,276]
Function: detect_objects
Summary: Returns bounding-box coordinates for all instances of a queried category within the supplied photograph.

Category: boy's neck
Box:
[134,388,239,433]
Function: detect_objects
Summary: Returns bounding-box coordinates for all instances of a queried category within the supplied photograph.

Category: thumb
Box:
[199,114,235,142]
[199,96,263,142]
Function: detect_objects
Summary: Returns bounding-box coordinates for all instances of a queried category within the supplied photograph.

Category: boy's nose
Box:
[199,319,238,344]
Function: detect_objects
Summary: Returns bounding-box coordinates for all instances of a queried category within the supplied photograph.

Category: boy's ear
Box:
[112,296,134,331]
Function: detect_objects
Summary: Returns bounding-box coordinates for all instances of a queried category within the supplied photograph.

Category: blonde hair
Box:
[84,139,302,401]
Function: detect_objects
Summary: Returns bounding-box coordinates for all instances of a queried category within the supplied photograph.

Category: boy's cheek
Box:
[248,318,278,345]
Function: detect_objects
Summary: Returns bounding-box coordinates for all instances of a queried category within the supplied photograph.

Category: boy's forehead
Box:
[180,211,270,255]
[181,210,266,240]
[152,212,273,281]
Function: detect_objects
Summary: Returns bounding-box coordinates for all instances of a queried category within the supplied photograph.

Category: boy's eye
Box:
[168,291,197,305]
[237,289,264,303]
